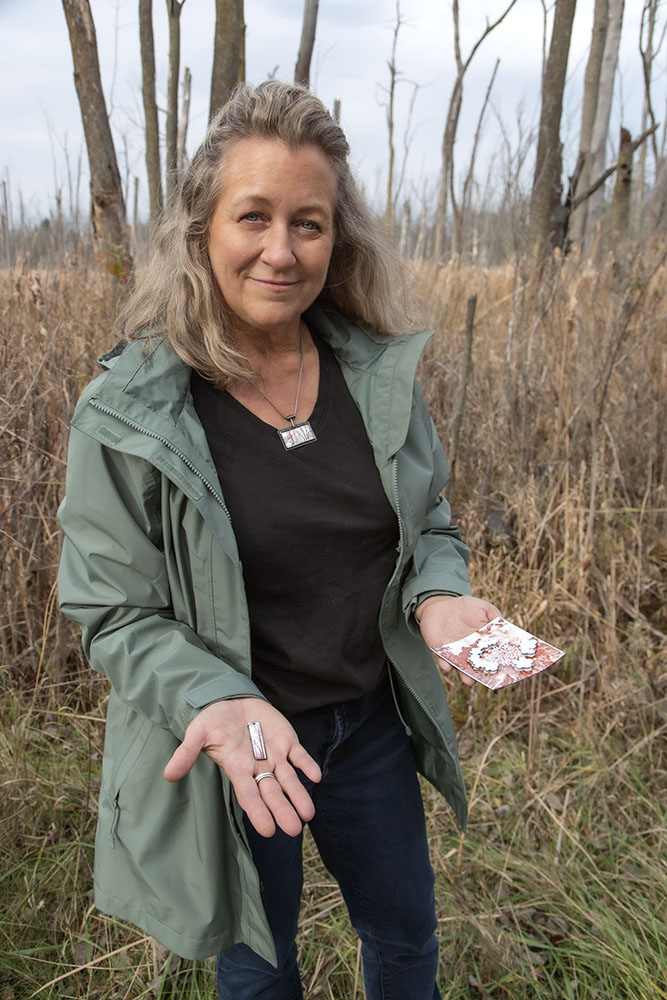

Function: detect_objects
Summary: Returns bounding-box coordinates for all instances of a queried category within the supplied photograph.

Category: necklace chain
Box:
[246,328,317,450]
[251,330,304,428]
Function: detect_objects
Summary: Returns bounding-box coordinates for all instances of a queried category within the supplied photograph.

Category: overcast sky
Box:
[1,0,652,224]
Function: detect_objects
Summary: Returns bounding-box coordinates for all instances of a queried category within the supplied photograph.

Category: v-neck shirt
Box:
[190,333,398,715]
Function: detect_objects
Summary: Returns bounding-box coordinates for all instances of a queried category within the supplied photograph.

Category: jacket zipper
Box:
[89,399,231,516]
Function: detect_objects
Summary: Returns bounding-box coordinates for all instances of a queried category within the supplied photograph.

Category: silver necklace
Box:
[251,331,317,451]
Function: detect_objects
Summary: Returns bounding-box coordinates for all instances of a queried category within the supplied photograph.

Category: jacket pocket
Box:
[102,711,152,847]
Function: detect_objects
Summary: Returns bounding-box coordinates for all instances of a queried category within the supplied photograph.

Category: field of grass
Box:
[1,248,665,999]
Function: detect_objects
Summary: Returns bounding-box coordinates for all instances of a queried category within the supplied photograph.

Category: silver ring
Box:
[254,771,276,784]
[248,721,267,760]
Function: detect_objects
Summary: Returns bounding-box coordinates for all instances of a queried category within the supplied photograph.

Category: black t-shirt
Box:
[191,334,398,715]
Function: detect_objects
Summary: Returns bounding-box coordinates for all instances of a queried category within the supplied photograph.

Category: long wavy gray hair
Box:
[117,80,419,385]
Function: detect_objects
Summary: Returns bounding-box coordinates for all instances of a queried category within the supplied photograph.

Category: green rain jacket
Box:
[58,306,472,963]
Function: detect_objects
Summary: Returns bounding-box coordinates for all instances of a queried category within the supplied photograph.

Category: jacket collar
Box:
[74,309,433,500]
[307,307,434,460]
[72,337,242,561]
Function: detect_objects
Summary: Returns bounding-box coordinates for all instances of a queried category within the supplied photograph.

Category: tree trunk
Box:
[611,126,632,243]
[2,179,11,267]
[384,3,401,236]
[570,0,608,244]
[645,158,667,234]
[454,57,499,257]
[413,200,427,260]
[166,0,186,204]
[61,0,131,274]
[209,0,244,117]
[398,200,410,257]
[634,0,659,235]
[585,0,625,242]
[139,0,163,223]
[177,66,192,178]
[528,0,577,252]
[131,174,139,256]
[294,0,319,88]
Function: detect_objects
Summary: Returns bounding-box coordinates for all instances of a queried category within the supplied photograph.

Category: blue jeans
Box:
[217,678,442,999]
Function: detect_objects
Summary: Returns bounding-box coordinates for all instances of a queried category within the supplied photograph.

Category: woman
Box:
[58,81,499,999]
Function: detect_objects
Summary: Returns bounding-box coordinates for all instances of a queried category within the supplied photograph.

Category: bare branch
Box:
[571,123,659,211]
[434,0,519,260]
[639,1,661,163]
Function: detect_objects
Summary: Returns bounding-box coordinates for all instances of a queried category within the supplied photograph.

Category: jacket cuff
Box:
[403,575,472,636]
[182,674,266,730]
[403,572,471,612]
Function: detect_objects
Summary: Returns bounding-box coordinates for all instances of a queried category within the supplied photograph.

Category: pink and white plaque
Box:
[430,616,565,690]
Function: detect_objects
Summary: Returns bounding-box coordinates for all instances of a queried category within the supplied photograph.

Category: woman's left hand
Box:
[416,594,502,687]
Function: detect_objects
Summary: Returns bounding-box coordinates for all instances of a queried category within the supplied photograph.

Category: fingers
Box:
[255,770,308,837]
[435,653,477,688]
[274,760,317,822]
[232,770,278,837]
[163,729,204,782]
[435,655,453,676]
[230,757,315,838]
[287,742,322,784]
[457,670,477,688]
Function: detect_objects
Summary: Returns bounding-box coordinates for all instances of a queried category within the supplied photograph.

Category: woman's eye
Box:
[299,220,320,232]
[242,212,261,222]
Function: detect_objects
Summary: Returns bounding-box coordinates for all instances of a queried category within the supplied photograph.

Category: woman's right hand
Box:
[163,698,321,838]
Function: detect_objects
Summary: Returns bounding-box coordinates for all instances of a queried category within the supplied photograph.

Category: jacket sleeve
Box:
[58,425,265,741]
[400,384,472,623]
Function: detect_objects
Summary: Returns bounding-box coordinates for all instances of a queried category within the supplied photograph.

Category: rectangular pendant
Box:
[278,420,317,451]
[247,722,267,760]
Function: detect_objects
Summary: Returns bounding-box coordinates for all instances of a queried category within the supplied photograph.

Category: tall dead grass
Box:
[1,249,665,998]
[419,248,666,671]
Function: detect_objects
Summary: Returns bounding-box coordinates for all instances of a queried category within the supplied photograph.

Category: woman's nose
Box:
[261,224,296,268]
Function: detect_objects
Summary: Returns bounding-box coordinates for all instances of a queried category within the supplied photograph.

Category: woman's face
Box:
[207,138,337,344]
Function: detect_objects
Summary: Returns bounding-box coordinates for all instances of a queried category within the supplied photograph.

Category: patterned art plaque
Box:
[278,420,317,450]
[431,616,565,690]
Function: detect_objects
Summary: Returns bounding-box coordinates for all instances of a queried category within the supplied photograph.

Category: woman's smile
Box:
[249,277,299,290]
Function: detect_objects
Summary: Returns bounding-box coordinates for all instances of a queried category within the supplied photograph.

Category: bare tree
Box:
[177,66,192,178]
[139,0,163,223]
[454,57,500,256]
[611,126,633,242]
[570,0,609,244]
[294,0,319,88]
[392,82,419,218]
[2,179,12,267]
[166,0,186,204]
[383,2,402,235]
[635,0,663,233]
[61,0,130,272]
[210,0,245,117]
[645,158,667,231]
[433,0,518,262]
[528,0,577,251]
[585,0,625,241]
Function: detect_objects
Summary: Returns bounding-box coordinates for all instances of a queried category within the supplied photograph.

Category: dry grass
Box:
[0,249,665,999]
